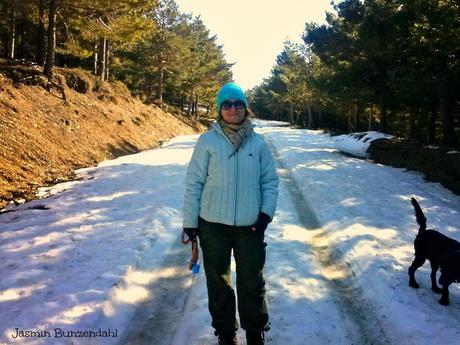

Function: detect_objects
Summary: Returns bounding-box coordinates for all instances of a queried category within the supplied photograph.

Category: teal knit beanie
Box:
[216,82,247,114]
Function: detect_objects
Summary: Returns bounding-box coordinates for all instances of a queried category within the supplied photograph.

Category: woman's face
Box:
[220,99,246,125]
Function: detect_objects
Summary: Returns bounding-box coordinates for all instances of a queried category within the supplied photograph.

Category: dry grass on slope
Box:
[0,61,205,209]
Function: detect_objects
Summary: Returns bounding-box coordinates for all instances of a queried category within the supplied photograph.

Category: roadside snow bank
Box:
[334,131,393,157]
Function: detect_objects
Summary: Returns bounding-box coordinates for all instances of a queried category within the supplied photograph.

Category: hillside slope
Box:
[0,62,205,209]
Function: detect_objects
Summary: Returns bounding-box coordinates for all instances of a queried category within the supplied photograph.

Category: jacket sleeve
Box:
[259,139,279,219]
[183,135,210,228]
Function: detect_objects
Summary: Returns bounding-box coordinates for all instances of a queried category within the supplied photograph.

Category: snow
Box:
[333,131,393,158]
[1,121,460,345]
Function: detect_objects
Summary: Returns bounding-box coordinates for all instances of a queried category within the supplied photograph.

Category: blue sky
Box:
[174,0,335,90]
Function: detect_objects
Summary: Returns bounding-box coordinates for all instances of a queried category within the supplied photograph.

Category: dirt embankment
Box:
[0,61,205,209]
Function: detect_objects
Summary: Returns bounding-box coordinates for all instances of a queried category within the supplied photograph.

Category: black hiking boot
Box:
[217,332,238,345]
[246,331,264,345]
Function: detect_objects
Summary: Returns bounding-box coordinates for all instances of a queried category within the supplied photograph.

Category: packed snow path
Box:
[122,137,390,345]
[1,121,460,345]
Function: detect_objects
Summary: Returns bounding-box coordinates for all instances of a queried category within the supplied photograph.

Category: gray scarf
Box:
[218,118,254,156]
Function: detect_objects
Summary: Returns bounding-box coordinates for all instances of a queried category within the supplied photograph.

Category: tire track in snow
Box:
[267,137,392,345]
[118,238,192,345]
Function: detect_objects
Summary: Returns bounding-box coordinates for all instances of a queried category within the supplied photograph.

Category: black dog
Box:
[408,197,460,304]
[438,250,460,305]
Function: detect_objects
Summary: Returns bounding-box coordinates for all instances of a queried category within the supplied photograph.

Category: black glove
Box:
[251,212,271,233]
[183,227,198,241]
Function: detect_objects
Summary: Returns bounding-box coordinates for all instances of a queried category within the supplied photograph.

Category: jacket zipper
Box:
[214,124,240,226]
[234,150,238,225]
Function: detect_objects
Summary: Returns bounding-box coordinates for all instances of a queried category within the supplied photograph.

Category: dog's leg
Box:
[439,283,450,306]
[430,261,442,293]
[409,256,425,288]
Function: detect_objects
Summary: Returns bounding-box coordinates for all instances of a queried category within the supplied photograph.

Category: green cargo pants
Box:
[198,217,269,335]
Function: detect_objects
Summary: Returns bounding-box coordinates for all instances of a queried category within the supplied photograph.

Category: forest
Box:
[0,0,232,115]
[1,0,459,146]
[247,0,459,146]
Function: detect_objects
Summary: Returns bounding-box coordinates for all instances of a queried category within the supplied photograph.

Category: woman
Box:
[183,82,279,345]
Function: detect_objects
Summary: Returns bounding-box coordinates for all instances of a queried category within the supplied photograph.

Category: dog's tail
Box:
[411,197,427,233]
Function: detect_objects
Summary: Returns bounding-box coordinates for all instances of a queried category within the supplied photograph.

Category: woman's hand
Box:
[251,212,271,233]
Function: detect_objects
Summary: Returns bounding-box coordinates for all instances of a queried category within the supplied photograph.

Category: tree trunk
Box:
[35,0,46,65]
[408,109,416,140]
[415,109,425,142]
[191,95,195,115]
[428,102,437,143]
[194,94,199,117]
[354,101,361,132]
[295,110,301,125]
[318,108,322,128]
[104,40,110,81]
[97,37,107,81]
[368,105,373,131]
[93,43,98,75]
[18,17,27,58]
[187,90,194,117]
[438,88,457,146]
[8,1,16,59]
[378,91,388,133]
[179,93,184,111]
[146,81,153,101]
[353,106,357,132]
[156,65,164,105]
[43,0,57,80]
[307,104,312,129]
[347,112,352,133]
[289,102,294,124]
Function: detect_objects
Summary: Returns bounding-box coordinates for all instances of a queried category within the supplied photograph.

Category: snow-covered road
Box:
[1,120,460,345]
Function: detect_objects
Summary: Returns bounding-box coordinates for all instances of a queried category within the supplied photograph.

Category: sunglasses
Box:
[221,100,245,110]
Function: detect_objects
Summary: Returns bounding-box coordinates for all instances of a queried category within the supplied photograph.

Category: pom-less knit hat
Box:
[217,82,248,113]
